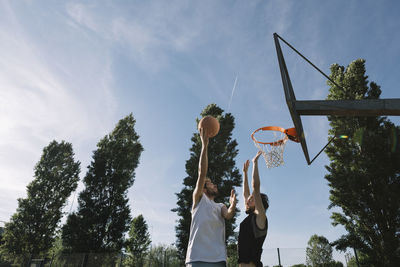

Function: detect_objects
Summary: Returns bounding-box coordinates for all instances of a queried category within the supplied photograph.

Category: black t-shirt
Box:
[238,212,268,267]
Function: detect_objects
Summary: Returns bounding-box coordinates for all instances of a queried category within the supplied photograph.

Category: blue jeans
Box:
[186,261,226,267]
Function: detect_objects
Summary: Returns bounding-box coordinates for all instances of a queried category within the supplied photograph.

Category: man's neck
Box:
[204,192,215,201]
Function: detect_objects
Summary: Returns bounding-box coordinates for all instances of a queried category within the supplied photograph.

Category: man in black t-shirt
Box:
[238,151,269,267]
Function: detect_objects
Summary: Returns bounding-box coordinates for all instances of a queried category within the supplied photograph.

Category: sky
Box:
[1,0,399,265]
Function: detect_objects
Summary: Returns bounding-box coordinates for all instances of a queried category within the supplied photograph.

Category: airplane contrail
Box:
[228,76,238,112]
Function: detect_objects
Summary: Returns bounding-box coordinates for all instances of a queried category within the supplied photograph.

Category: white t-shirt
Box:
[185,193,227,264]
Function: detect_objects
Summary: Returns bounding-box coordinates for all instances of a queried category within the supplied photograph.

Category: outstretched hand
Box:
[229,189,237,207]
[243,160,250,173]
[252,151,262,163]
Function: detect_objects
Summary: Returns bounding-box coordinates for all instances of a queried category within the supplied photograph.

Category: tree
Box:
[172,104,242,261]
[346,252,368,267]
[0,226,10,265]
[144,244,180,267]
[0,226,4,246]
[124,215,151,266]
[324,59,400,266]
[346,257,358,267]
[306,234,333,266]
[62,114,143,253]
[47,232,65,265]
[0,141,80,262]
[227,241,239,267]
[327,261,344,267]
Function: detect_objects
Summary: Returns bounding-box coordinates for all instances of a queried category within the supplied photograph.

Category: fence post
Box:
[277,248,282,267]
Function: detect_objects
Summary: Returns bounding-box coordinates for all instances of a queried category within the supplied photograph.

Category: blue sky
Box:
[1,1,399,265]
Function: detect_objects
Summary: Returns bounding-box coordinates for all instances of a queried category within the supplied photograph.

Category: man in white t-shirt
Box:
[185,127,237,267]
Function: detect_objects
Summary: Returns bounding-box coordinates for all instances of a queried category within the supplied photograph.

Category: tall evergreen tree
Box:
[62,114,143,253]
[325,59,400,266]
[172,104,242,261]
[125,214,151,266]
[0,141,80,262]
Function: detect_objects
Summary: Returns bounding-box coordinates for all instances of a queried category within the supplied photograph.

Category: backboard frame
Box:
[273,33,400,165]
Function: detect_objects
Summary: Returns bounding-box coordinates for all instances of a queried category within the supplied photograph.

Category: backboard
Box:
[273,33,400,165]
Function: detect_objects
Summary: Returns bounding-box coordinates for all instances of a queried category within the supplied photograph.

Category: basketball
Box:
[198,116,220,138]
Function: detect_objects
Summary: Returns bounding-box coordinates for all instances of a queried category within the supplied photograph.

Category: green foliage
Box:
[306,234,333,266]
[290,264,306,267]
[325,59,400,266]
[144,244,180,267]
[345,251,369,267]
[0,226,11,266]
[0,226,4,246]
[124,215,151,266]
[172,104,242,261]
[62,114,143,253]
[0,141,80,263]
[346,257,358,267]
[227,241,238,267]
[328,261,344,267]
[48,232,64,257]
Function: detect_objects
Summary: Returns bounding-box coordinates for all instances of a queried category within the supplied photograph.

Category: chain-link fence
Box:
[0,252,177,267]
[1,253,123,267]
[259,248,356,267]
[0,248,356,267]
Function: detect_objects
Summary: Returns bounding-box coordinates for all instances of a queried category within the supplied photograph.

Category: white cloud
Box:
[0,2,117,221]
[66,3,99,33]
[65,2,203,72]
[260,0,294,36]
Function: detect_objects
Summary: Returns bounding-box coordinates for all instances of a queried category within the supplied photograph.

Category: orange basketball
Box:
[198,116,220,138]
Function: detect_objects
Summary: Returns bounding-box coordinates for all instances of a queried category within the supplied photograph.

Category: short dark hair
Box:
[260,193,269,210]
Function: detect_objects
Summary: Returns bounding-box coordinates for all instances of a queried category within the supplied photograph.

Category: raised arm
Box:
[242,160,250,203]
[221,189,237,220]
[192,127,209,209]
[252,151,267,229]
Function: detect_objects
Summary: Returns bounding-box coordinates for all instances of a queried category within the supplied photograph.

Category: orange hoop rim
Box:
[251,126,299,145]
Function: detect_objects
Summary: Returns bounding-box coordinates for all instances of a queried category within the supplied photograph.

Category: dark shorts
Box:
[186,261,226,267]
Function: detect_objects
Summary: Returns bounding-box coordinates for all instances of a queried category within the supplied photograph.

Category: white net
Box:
[253,131,288,168]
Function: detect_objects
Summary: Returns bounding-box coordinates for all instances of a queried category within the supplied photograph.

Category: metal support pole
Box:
[277,248,282,267]
[354,247,360,267]
[274,33,345,91]
[309,136,336,165]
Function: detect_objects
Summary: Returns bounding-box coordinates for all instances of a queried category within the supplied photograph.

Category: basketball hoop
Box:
[251,126,299,168]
